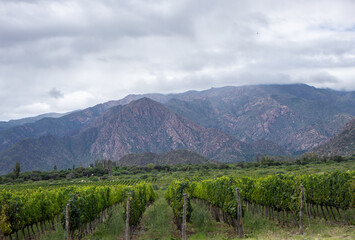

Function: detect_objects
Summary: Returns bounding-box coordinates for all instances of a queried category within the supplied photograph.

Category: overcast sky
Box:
[1,0,355,121]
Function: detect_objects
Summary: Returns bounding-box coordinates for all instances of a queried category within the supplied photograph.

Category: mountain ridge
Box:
[1,84,354,153]
[0,84,354,173]
[0,98,268,173]
[0,112,67,131]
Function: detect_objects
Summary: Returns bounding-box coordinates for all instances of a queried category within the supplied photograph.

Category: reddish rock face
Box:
[313,118,355,156]
[89,97,252,162]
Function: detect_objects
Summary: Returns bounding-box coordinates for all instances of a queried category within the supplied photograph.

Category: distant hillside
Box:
[313,118,355,156]
[0,98,257,174]
[117,149,212,166]
[1,84,355,174]
[0,112,67,131]
[0,103,122,151]
[0,135,77,174]
[250,140,290,156]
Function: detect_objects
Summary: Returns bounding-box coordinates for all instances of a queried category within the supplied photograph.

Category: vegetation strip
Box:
[0,183,156,240]
[166,170,355,238]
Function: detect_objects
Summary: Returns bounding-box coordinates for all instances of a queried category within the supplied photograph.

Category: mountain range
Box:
[0,98,262,173]
[0,84,354,174]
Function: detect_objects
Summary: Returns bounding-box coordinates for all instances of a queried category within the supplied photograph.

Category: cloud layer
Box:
[1,0,355,120]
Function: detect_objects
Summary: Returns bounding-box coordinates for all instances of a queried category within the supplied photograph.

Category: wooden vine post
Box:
[235,187,244,238]
[0,228,4,240]
[125,197,131,240]
[299,185,305,235]
[66,203,70,240]
[182,193,187,240]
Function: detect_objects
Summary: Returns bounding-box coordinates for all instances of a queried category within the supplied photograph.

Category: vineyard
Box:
[0,183,156,240]
[0,176,205,193]
[0,162,354,239]
[166,171,355,238]
[0,179,159,191]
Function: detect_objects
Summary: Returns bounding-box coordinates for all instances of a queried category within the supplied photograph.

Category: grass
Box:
[38,224,65,240]
[190,202,215,233]
[234,210,355,239]
[133,191,180,240]
[187,201,355,240]
[84,205,125,240]
[188,202,236,240]
[38,205,125,240]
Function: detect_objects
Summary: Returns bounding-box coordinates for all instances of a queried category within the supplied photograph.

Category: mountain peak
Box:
[119,97,172,120]
[87,95,250,163]
[129,97,160,106]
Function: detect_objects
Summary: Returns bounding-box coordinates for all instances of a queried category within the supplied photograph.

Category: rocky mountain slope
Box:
[312,118,355,156]
[1,98,273,173]
[107,84,355,153]
[88,98,255,162]
[163,85,355,153]
[0,101,122,151]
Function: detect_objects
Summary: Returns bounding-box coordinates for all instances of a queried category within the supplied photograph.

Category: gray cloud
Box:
[0,0,355,120]
[49,88,64,99]
[309,72,339,84]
